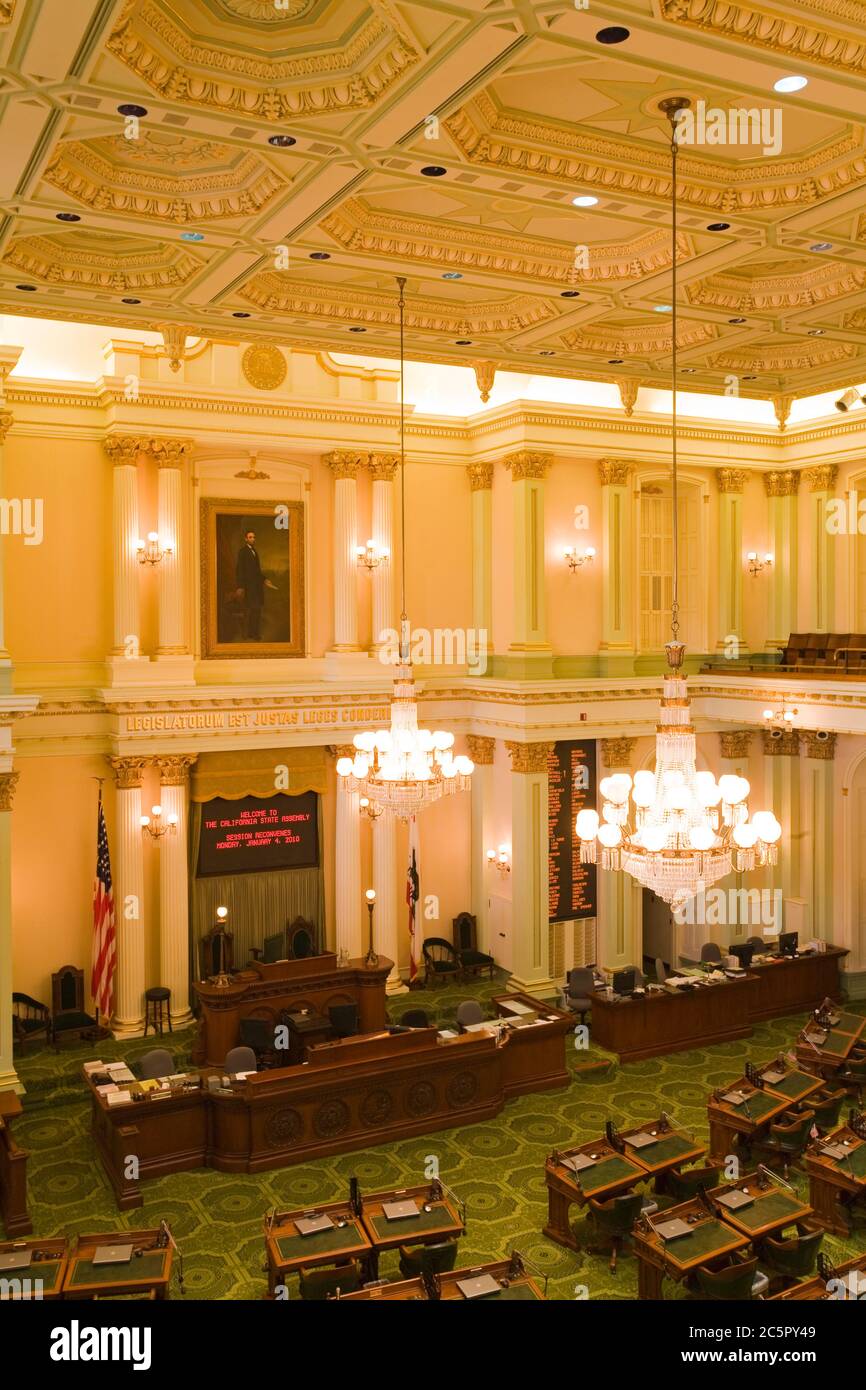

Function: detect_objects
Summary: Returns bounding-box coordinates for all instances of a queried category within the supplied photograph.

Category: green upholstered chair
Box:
[662,1161,725,1201]
[750,1108,815,1177]
[398,1239,459,1279]
[11,992,51,1051]
[759,1223,824,1284]
[51,965,98,1047]
[695,1255,768,1301]
[585,1191,643,1273]
[838,1057,866,1101]
[298,1261,361,1300]
[799,1088,846,1133]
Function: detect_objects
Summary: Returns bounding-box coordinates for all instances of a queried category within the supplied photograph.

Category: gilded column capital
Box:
[324,449,367,479]
[466,734,495,765]
[716,468,747,494]
[801,731,836,760]
[505,740,554,774]
[156,754,198,786]
[0,770,20,812]
[720,730,752,760]
[103,434,143,465]
[601,737,636,769]
[803,465,837,493]
[367,453,399,481]
[762,729,800,757]
[763,469,800,497]
[108,755,151,789]
[504,451,551,481]
[467,462,494,492]
[145,437,194,468]
[598,458,632,486]
[331,743,357,761]
[0,410,13,444]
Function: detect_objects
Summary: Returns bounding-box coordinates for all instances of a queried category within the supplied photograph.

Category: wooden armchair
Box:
[11,992,51,1052]
[50,966,101,1048]
[453,912,495,979]
[422,937,461,987]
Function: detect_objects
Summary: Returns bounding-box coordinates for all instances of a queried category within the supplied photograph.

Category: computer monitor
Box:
[728,942,754,970]
[612,968,636,996]
[779,931,799,958]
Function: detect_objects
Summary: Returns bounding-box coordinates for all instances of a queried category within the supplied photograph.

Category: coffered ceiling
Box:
[2,0,866,401]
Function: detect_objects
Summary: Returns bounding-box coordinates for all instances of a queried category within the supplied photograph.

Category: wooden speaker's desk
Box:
[744,946,847,1021]
[0,1092,31,1237]
[193,952,391,1066]
[590,974,757,1062]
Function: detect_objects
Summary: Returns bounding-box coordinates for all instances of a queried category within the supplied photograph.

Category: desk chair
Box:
[250,931,286,965]
[398,1239,459,1279]
[695,1255,768,1300]
[746,936,765,950]
[562,968,594,1024]
[328,1003,359,1038]
[655,957,669,984]
[659,1161,724,1201]
[140,1048,174,1081]
[797,1087,845,1133]
[401,1009,431,1029]
[239,1016,276,1067]
[11,992,51,1052]
[623,965,645,988]
[837,1056,866,1101]
[298,1261,361,1300]
[455,1000,485,1031]
[758,1223,823,1287]
[422,937,461,988]
[453,912,495,980]
[700,942,722,963]
[225,1045,257,1074]
[749,1108,815,1178]
[584,1191,643,1273]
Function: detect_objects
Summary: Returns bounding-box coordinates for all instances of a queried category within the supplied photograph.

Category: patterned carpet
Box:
[10,976,866,1301]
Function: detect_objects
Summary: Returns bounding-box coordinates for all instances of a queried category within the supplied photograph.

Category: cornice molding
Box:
[657,0,866,77]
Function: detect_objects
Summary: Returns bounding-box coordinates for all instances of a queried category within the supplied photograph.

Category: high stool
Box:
[144,987,172,1036]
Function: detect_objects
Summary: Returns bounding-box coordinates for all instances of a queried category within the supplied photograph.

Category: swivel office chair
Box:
[139,1048,174,1081]
[225,1045,257,1073]
[455,1000,485,1031]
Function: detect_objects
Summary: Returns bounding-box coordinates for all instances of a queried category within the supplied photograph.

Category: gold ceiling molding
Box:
[801,731,837,760]
[716,468,747,493]
[763,469,801,497]
[43,139,287,222]
[689,263,866,314]
[505,740,554,774]
[467,463,494,491]
[107,0,419,117]
[504,451,551,481]
[711,341,857,371]
[563,322,717,355]
[212,0,316,19]
[658,0,866,76]
[803,464,838,491]
[719,730,752,759]
[3,233,199,291]
[241,344,287,391]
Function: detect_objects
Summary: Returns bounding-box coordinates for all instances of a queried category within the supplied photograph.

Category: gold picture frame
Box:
[200,498,305,659]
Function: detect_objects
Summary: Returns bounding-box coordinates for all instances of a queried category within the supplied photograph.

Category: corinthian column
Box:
[716,469,747,657]
[764,470,800,649]
[505,741,555,995]
[803,466,837,634]
[334,745,361,957]
[104,436,144,668]
[0,771,20,1092]
[598,459,635,675]
[368,454,397,651]
[155,756,197,1026]
[372,810,405,992]
[0,349,23,694]
[504,452,552,678]
[148,438,193,665]
[108,757,149,1038]
[325,451,364,652]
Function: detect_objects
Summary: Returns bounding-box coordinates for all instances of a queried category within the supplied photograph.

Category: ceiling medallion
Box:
[241,344,287,391]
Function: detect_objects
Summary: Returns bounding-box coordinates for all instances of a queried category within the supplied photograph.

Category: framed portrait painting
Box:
[200,498,305,658]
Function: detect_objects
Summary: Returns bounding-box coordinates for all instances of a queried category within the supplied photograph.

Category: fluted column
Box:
[0,350,22,692]
[334,745,362,957]
[325,451,364,652]
[803,466,837,634]
[467,735,496,958]
[597,737,642,970]
[716,469,747,655]
[368,453,397,650]
[801,732,835,942]
[504,452,552,678]
[372,810,405,992]
[104,436,143,661]
[108,757,149,1038]
[149,438,193,657]
[0,772,20,1092]
[155,756,197,1026]
[598,459,635,674]
[468,464,493,661]
[764,470,800,649]
[505,741,555,995]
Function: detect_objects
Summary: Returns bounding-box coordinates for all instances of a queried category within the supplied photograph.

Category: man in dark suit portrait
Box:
[236,529,277,639]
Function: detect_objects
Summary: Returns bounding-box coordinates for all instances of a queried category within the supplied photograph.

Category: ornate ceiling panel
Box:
[2,0,866,399]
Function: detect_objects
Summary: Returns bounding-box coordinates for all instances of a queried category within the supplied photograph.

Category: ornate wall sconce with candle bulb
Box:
[356,539,389,572]
[747,551,773,577]
[359,795,383,821]
[364,888,378,966]
[564,545,595,572]
[763,703,798,730]
[140,804,178,840]
[137,532,173,566]
[486,844,511,876]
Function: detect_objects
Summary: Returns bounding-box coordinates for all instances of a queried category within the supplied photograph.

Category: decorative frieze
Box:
[803,464,838,492]
[601,737,636,769]
[506,740,554,774]
[466,735,495,766]
[720,730,752,760]
[599,458,631,486]
[762,729,800,757]
[716,468,747,494]
[504,451,551,481]
[801,731,837,761]
[467,462,494,492]
[763,469,800,497]
[0,770,19,812]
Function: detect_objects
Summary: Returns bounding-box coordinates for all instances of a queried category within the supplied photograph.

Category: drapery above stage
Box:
[191,746,328,801]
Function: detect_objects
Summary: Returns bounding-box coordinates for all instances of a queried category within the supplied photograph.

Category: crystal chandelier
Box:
[574,98,781,909]
[336,277,473,820]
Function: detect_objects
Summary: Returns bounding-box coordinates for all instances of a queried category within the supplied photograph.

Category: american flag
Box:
[406,816,420,980]
[91,790,116,1019]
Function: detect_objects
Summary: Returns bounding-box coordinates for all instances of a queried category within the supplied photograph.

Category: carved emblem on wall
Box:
[360,1089,394,1127]
[264,1107,303,1148]
[241,344,287,391]
[406,1081,437,1117]
[314,1098,350,1138]
[446,1072,478,1108]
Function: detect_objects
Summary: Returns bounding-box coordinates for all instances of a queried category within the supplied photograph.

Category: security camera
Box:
[815,730,829,741]
[835,387,866,412]
[770,728,782,740]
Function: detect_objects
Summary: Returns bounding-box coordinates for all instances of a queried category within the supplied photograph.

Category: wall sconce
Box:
[763,704,798,729]
[486,844,511,875]
[747,551,773,577]
[564,546,595,572]
[356,539,389,572]
[359,795,383,821]
[137,532,173,566]
[140,804,178,840]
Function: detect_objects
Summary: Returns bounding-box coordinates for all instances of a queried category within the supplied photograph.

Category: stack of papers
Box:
[104,1062,135,1083]
[105,1090,132,1106]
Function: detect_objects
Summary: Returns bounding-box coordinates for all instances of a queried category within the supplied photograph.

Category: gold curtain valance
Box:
[191,746,328,801]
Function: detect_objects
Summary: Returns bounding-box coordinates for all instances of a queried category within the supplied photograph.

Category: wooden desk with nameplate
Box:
[61,1227,175,1300]
[0,1236,67,1299]
[0,1092,31,1237]
[334,1253,546,1301]
[796,1011,866,1079]
[706,1064,823,1160]
[803,1120,866,1234]
[631,1196,751,1300]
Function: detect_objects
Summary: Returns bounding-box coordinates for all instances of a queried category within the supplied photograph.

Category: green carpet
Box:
[9,977,866,1300]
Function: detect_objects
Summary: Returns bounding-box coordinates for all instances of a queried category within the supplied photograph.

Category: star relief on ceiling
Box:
[580,76,687,137]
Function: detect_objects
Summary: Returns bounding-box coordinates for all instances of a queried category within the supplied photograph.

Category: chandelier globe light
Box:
[574,99,781,909]
[335,277,473,820]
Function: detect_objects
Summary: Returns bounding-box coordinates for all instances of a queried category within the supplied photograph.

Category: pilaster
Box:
[505,741,555,995]
[598,459,634,675]
[467,735,496,958]
[803,465,837,634]
[764,470,800,649]
[716,469,747,656]
[155,755,197,1027]
[504,453,553,679]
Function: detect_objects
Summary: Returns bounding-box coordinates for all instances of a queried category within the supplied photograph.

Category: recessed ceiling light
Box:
[180,231,204,242]
[268,134,297,147]
[807,328,825,336]
[810,242,833,252]
[232,311,250,318]
[596,26,630,44]
[15,284,36,291]
[654,305,673,313]
[117,103,148,118]
[743,375,757,380]
[121,297,141,304]
[729,317,747,324]
[55,212,80,222]
[309,251,331,260]
[539,350,556,356]
[681,368,697,373]
[421,166,447,177]
[442,272,462,280]
[608,358,623,364]
[348,326,366,333]
[774,75,808,93]
[706,222,730,232]
[455,339,473,345]
[560,290,580,298]
[573,195,598,207]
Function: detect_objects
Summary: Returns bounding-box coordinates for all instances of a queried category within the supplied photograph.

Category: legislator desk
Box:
[771,1252,866,1300]
[0,1092,31,1237]
[335,1253,546,1301]
[87,1018,570,1209]
[705,1170,813,1239]
[0,1236,67,1299]
[544,1118,705,1252]
[706,1065,822,1160]
[590,972,757,1062]
[193,952,391,1066]
[743,946,847,1022]
[804,1122,866,1235]
[264,1179,465,1293]
[796,1010,866,1079]
[62,1228,175,1300]
[632,1196,751,1300]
